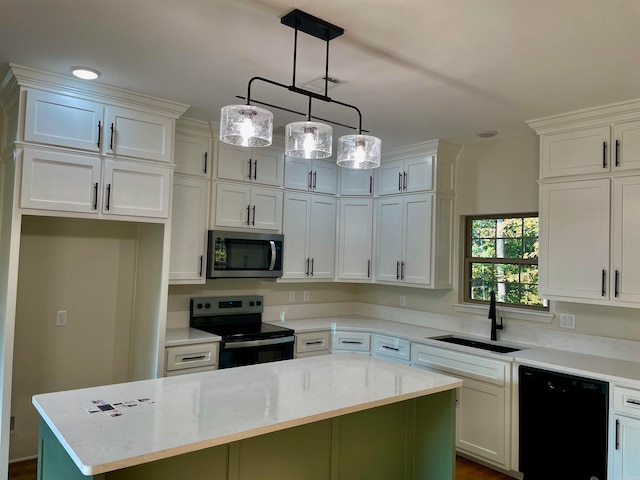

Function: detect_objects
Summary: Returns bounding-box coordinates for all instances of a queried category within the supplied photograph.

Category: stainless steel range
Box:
[189,295,295,369]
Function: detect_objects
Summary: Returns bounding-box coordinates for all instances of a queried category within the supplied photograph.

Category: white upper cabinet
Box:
[377,156,434,195]
[539,179,611,301]
[169,176,209,283]
[217,142,284,187]
[101,158,171,217]
[282,192,336,280]
[284,157,337,194]
[213,182,282,231]
[103,106,173,163]
[337,198,373,280]
[24,90,103,152]
[174,119,212,177]
[339,168,373,196]
[531,99,640,307]
[21,147,102,213]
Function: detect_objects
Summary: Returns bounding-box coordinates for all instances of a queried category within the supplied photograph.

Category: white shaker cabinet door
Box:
[20,147,101,213]
[250,187,282,231]
[403,194,432,285]
[312,160,337,194]
[251,147,284,187]
[24,89,103,152]
[611,176,640,303]
[539,179,610,300]
[217,142,251,182]
[104,106,173,163]
[338,198,373,280]
[375,197,403,282]
[377,159,404,195]
[540,126,610,178]
[214,183,252,228]
[174,132,211,176]
[282,193,311,278]
[613,120,640,172]
[169,176,209,283]
[340,169,373,196]
[308,195,336,278]
[612,415,640,480]
[404,156,434,193]
[102,159,171,218]
[284,157,312,191]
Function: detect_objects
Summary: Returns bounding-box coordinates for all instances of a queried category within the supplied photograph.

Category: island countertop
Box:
[32,353,462,475]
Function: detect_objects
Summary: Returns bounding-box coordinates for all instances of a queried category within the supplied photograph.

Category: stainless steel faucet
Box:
[489,290,503,341]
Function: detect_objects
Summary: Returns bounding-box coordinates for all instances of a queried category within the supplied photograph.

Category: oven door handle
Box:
[268,240,277,271]
[224,336,294,349]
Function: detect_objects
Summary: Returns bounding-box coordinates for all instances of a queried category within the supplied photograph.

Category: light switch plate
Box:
[559,313,575,329]
[55,310,67,327]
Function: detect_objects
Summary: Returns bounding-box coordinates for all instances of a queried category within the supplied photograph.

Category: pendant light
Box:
[218,9,381,168]
[337,134,381,169]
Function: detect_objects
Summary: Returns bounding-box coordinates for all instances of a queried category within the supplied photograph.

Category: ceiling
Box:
[2,0,640,151]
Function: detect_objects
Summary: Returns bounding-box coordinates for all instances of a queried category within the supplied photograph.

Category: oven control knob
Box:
[257,300,262,306]
[249,301,255,306]
[197,303,203,309]
[205,303,211,308]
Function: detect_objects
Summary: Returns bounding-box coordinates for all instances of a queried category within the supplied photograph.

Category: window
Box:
[464,214,547,309]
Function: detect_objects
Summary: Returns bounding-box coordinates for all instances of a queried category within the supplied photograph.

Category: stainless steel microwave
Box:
[207,230,284,279]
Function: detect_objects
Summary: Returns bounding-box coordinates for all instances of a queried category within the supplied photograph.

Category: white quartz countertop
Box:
[32,353,462,475]
[165,327,220,346]
[268,316,640,385]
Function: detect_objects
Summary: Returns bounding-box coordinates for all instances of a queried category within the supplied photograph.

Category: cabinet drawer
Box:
[411,343,507,386]
[614,386,640,418]
[165,343,218,372]
[372,334,410,362]
[332,331,371,352]
[296,331,331,354]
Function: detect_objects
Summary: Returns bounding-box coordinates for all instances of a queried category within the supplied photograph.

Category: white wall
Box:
[10,216,137,460]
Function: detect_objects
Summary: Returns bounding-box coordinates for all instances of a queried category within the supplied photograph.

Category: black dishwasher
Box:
[519,365,608,480]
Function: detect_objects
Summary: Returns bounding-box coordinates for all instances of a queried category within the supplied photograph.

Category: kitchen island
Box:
[33,353,462,480]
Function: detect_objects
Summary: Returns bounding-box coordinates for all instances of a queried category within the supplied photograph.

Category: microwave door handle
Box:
[268,240,277,271]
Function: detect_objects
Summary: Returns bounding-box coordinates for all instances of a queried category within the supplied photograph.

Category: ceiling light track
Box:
[219,9,381,168]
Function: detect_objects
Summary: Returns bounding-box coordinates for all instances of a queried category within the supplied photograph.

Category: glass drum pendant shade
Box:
[219,105,273,147]
[285,121,332,159]
[336,134,381,169]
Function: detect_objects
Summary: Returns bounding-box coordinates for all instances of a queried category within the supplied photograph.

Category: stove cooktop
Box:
[194,322,294,342]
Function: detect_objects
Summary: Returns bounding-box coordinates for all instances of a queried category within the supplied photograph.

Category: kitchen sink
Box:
[432,335,522,354]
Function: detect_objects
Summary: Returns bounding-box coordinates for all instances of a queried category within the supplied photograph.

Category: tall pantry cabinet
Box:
[528,100,640,307]
[0,64,188,473]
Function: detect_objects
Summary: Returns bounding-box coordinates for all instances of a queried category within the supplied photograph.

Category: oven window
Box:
[219,342,294,369]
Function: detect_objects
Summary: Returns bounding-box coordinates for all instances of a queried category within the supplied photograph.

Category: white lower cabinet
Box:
[295,331,331,358]
[371,334,410,365]
[411,343,511,469]
[611,386,640,479]
[165,342,218,376]
[20,147,171,218]
[331,331,371,354]
[169,176,209,283]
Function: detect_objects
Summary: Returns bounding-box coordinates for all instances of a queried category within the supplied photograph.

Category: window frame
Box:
[462,212,548,311]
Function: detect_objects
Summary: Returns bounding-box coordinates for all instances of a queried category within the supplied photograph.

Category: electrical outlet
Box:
[55,310,67,327]
[289,291,296,303]
[559,313,576,329]
[303,291,310,302]
[400,295,406,307]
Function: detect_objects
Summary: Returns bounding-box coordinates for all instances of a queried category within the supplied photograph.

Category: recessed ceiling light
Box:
[476,130,499,138]
[71,67,101,80]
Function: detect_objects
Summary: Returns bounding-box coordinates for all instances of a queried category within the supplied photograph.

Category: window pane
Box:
[523,237,538,259]
[471,219,496,239]
[496,282,522,304]
[472,238,496,258]
[523,217,539,237]
[494,263,520,283]
[501,238,523,258]
[500,218,523,238]
[520,264,538,285]
[470,280,494,301]
[522,284,544,307]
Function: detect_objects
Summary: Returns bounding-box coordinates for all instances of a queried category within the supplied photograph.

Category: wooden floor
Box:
[9,456,513,479]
